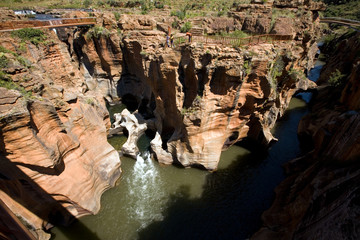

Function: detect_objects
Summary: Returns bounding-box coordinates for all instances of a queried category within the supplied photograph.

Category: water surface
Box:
[51,98,308,240]
[51,61,323,239]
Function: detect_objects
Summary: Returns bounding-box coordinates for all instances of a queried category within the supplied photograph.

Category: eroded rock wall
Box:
[117,5,320,170]
[0,1,323,237]
[0,21,122,238]
[253,32,360,240]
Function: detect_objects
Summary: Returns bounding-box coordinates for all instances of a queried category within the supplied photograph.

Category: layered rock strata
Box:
[0,25,122,239]
[253,32,360,240]
[111,2,322,170]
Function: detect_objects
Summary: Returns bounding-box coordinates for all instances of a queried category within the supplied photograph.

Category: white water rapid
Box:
[125,151,165,230]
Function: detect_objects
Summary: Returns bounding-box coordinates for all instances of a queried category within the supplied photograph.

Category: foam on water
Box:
[125,152,165,230]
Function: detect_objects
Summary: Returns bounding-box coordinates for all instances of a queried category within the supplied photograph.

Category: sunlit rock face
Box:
[0,17,122,238]
[117,13,320,170]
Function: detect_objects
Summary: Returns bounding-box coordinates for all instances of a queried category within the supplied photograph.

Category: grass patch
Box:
[175,37,186,46]
[11,28,46,46]
[270,8,296,30]
[86,97,95,105]
[0,72,33,99]
[218,30,248,38]
[0,46,31,68]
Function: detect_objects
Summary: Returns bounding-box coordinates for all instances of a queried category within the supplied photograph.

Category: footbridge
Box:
[0,17,96,32]
[320,17,360,30]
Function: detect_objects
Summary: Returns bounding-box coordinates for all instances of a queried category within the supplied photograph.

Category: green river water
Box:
[50,97,308,240]
[51,60,325,240]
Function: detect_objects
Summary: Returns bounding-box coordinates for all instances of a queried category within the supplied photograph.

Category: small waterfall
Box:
[14,10,36,15]
[49,19,62,26]
[125,151,165,230]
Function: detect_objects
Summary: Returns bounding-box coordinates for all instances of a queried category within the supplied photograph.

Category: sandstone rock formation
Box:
[0,26,122,238]
[0,1,323,237]
[253,32,360,240]
[43,0,322,171]
[113,1,321,170]
[112,109,148,158]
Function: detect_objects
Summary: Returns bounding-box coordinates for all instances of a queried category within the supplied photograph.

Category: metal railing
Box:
[320,17,360,24]
[0,17,96,32]
[172,34,293,48]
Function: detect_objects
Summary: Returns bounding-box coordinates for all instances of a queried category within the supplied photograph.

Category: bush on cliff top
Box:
[180,21,192,33]
[86,26,111,39]
[11,28,46,46]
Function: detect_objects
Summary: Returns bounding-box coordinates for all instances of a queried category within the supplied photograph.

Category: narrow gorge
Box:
[2,0,358,239]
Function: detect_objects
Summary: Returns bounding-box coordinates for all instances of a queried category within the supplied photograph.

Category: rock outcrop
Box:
[111,109,148,158]
[253,32,360,240]
[0,25,122,238]
[114,2,321,170]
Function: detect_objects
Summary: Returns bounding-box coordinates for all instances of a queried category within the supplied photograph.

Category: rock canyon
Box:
[3,0,358,239]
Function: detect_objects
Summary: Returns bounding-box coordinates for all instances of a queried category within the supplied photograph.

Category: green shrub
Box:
[172,20,179,29]
[171,8,187,20]
[140,0,153,14]
[114,12,120,21]
[0,54,9,69]
[180,22,192,33]
[322,34,336,45]
[86,97,95,105]
[0,76,33,99]
[154,1,164,9]
[0,71,9,80]
[11,28,46,46]
[289,67,306,80]
[269,57,285,89]
[84,0,92,8]
[17,56,31,68]
[86,26,110,39]
[175,37,186,46]
[328,69,346,87]
[243,60,251,75]
[97,0,105,6]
